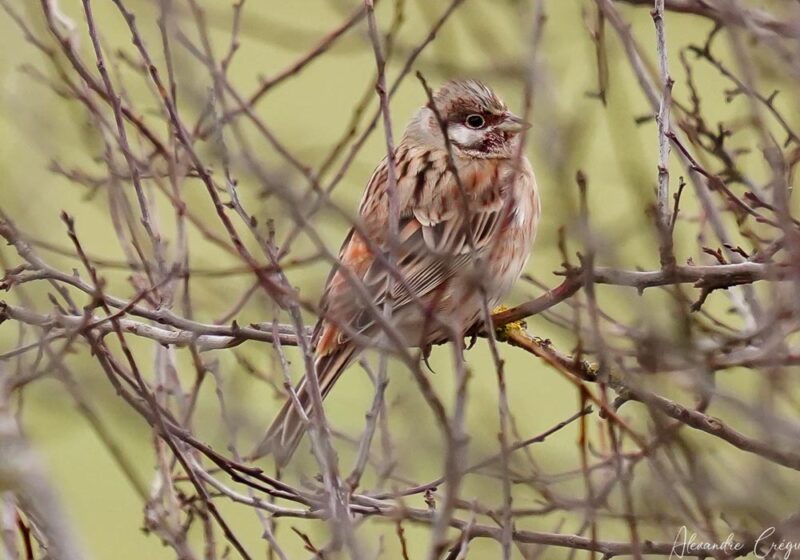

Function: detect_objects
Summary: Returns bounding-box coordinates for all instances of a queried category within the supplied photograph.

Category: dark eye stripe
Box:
[450,111,504,127]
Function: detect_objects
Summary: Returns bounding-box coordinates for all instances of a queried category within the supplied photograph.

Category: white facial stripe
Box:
[448,123,484,148]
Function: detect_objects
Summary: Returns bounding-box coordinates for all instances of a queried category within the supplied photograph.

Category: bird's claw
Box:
[422,345,436,373]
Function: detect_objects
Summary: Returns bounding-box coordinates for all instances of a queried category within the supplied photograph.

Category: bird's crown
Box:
[432,79,507,119]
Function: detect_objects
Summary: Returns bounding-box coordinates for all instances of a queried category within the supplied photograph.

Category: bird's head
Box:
[405,79,530,159]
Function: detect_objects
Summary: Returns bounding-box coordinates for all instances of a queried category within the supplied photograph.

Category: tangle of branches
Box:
[1,1,800,559]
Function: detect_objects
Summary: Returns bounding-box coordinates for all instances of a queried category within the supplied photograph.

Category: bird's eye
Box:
[465,114,485,129]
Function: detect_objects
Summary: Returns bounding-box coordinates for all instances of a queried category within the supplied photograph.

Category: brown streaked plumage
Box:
[254,80,540,465]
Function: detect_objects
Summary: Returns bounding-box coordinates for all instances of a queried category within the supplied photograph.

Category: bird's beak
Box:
[497,112,531,133]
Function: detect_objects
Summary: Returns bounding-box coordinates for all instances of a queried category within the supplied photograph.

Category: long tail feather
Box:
[252,345,356,466]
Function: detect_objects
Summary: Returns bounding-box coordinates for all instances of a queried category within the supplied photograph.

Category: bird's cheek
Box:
[448,124,483,148]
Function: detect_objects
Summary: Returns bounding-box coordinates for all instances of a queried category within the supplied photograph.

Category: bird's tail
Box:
[252,345,356,466]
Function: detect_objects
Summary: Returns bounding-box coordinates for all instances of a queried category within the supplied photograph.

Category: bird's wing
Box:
[315,145,510,355]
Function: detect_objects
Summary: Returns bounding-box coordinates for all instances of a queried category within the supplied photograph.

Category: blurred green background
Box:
[1,1,799,558]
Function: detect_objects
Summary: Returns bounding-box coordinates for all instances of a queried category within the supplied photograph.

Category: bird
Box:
[254,79,540,466]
